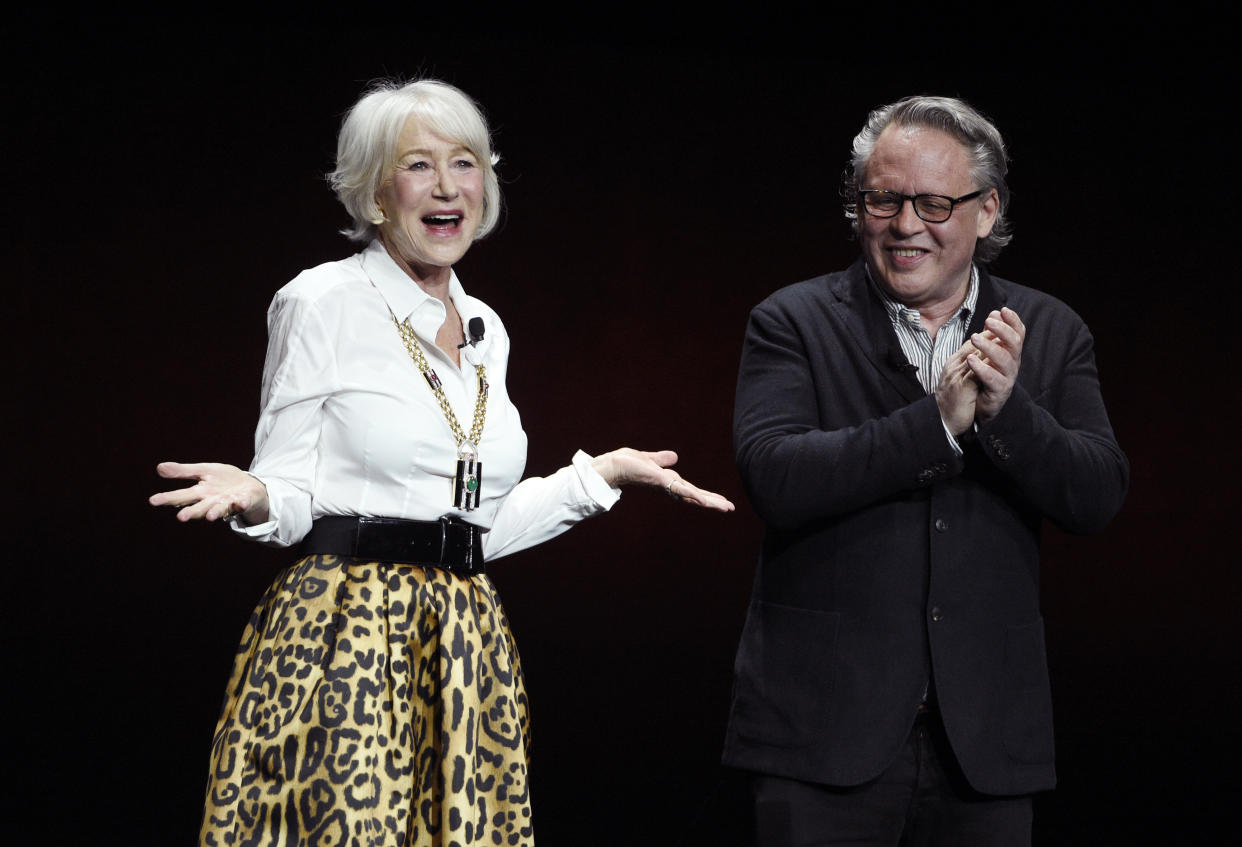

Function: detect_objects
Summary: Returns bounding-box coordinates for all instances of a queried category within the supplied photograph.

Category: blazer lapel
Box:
[834,260,926,404]
[968,265,1008,336]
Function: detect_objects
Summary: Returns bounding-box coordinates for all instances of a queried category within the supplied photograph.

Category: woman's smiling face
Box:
[376,116,484,281]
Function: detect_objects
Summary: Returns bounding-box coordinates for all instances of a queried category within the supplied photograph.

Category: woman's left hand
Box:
[592,448,735,512]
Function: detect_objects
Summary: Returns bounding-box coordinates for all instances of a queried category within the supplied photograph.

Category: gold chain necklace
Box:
[390,312,489,510]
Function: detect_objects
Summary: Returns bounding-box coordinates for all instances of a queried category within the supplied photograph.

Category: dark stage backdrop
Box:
[11,14,1237,846]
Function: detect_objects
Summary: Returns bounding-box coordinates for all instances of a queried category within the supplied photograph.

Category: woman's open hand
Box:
[591,448,735,513]
[149,461,270,524]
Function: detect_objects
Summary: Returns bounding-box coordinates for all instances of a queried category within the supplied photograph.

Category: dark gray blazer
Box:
[722,260,1128,796]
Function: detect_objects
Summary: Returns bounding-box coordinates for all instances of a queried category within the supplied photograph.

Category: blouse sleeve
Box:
[231,290,340,547]
[482,450,620,561]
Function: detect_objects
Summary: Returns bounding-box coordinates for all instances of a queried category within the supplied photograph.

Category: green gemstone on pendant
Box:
[466,475,478,492]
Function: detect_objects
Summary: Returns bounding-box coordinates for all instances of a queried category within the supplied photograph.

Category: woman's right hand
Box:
[149,462,270,524]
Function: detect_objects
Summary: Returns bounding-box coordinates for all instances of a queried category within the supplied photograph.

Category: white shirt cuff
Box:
[942,418,964,456]
[229,516,280,539]
[572,449,621,510]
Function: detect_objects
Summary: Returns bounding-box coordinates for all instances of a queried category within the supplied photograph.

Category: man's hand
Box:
[936,342,980,436]
[966,307,1025,421]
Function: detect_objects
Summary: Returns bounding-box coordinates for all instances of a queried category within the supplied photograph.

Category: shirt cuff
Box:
[572,449,622,511]
[229,516,280,540]
[225,471,303,547]
[941,418,964,456]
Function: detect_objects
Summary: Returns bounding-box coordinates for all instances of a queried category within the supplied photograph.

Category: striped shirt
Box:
[871,265,980,395]
[869,265,980,455]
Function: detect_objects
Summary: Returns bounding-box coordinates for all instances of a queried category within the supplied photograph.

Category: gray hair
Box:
[842,95,1011,263]
[328,79,502,243]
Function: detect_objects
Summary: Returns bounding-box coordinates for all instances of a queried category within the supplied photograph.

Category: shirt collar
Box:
[359,239,492,362]
[869,264,979,328]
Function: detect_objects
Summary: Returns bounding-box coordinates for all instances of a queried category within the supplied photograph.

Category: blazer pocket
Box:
[731,601,841,747]
[1002,618,1056,764]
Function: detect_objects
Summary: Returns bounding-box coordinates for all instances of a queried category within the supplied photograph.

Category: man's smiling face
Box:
[859,124,998,312]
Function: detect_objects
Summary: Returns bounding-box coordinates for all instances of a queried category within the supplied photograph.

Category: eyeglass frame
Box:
[856,188,986,223]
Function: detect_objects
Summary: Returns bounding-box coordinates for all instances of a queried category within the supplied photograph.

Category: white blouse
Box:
[232,239,620,560]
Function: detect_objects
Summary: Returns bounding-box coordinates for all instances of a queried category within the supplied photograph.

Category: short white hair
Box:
[328,79,502,243]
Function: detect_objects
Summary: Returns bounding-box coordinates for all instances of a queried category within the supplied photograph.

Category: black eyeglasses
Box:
[858,189,985,223]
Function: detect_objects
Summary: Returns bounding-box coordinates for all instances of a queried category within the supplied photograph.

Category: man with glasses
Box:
[723,96,1128,845]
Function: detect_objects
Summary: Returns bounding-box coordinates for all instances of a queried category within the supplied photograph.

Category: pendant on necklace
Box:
[454,440,482,511]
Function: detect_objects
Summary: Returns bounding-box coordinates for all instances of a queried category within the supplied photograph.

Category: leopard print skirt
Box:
[198,554,533,847]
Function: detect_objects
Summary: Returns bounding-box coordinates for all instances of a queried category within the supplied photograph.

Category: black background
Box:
[11,10,1238,845]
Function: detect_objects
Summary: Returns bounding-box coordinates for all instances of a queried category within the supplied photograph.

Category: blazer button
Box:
[930,606,944,622]
[934,518,948,532]
[988,435,1011,460]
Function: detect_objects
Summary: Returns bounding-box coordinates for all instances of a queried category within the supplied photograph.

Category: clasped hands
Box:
[936,307,1025,437]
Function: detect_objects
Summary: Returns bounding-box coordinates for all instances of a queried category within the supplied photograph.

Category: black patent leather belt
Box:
[299,516,485,576]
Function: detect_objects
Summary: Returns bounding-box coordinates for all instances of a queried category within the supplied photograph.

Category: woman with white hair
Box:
[150,79,732,847]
